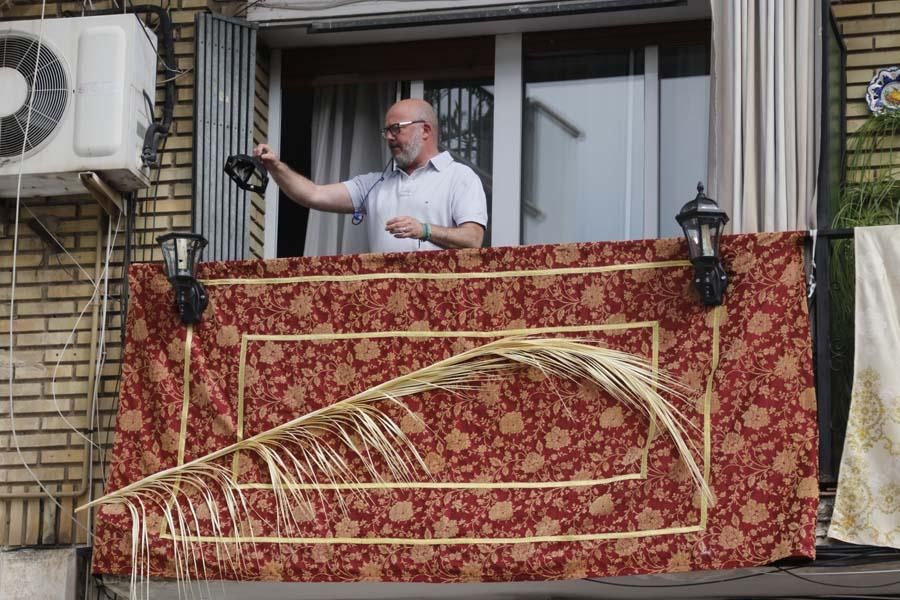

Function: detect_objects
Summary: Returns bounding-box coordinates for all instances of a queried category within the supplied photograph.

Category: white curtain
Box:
[708,0,821,233]
[304,83,396,256]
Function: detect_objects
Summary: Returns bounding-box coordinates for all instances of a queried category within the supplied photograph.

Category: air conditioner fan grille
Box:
[0,34,69,159]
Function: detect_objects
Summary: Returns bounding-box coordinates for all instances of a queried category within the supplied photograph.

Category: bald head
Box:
[384,98,440,172]
[386,98,439,133]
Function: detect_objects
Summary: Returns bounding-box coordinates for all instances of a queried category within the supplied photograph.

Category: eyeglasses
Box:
[381,120,425,138]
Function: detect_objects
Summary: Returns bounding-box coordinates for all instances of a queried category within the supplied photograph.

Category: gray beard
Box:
[394,131,424,169]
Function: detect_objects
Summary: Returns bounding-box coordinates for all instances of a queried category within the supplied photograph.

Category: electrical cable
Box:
[584,551,900,590]
[772,564,900,590]
[231,0,263,18]
[130,10,182,75]
[96,364,122,495]
[728,596,900,600]
[47,210,121,456]
[137,143,165,263]
[5,0,74,519]
[586,570,770,589]
[85,211,123,543]
[96,193,135,495]
[814,547,900,562]
[146,135,168,261]
[21,204,96,286]
[141,90,154,121]
[218,0,427,8]
[160,67,192,83]
[121,193,134,335]
[4,0,127,543]
[806,568,900,577]
[227,0,471,17]
[72,3,178,167]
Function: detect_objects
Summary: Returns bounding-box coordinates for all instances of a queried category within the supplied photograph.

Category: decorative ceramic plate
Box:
[866,66,900,114]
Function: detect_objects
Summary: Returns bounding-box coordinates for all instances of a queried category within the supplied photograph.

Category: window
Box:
[272,24,710,255]
[522,48,646,245]
[513,32,711,246]
[425,79,494,246]
[658,44,711,238]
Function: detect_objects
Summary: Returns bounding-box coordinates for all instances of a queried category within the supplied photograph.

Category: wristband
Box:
[422,222,431,242]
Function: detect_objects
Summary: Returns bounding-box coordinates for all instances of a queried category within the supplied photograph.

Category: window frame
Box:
[265,21,711,255]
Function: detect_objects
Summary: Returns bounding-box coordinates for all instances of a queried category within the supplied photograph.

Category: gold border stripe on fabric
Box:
[237,474,647,491]
[643,320,660,477]
[244,321,657,342]
[177,325,193,467]
[235,323,657,490]
[165,524,705,546]
[699,306,722,529]
[200,260,691,286]
[230,336,250,480]
[162,262,724,545]
[160,325,194,539]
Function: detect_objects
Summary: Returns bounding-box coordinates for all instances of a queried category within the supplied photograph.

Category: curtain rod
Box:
[812,228,854,240]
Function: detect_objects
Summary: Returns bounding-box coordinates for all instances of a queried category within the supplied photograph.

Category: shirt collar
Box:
[391,151,453,177]
[428,151,453,172]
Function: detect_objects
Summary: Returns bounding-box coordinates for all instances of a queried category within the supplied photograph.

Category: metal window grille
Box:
[193,13,258,261]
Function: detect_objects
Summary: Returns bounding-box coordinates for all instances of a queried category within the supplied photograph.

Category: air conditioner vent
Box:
[0,34,69,158]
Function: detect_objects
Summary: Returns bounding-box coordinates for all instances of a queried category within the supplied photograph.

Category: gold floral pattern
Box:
[830,226,900,550]
[93,232,817,582]
[831,368,900,547]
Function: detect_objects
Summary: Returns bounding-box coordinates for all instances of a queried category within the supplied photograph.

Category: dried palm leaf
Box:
[80,336,709,596]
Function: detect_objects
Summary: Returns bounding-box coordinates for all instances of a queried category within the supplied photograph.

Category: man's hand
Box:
[386,217,484,249]
[253,143,279,172]
[385,216,424,239]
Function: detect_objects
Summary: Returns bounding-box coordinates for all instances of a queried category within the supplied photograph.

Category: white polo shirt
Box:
[343,151,488,253]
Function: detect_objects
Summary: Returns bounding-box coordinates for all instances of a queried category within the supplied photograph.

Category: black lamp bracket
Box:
[692,260,729,306]
[171,277,209,325]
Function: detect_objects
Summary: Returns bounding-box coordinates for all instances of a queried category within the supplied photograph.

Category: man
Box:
[254,98,488,253]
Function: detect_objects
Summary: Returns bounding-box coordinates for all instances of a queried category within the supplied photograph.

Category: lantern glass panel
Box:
[681,217,701,258]
[158,234,207,280]
[159,239,178,279]
[175,237,198,277]
[699,222,714,256]
[698,217,723,257]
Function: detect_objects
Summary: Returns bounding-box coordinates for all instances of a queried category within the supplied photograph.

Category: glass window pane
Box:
[522,49,644,245]
[658,45,711,238]
[659,43,709,79]
[658,75,710,238]
[526,48,644,83]
[425,80,494,246]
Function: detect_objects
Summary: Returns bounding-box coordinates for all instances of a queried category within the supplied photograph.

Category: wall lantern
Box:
[675,183,730,306]
[157,232,209,324]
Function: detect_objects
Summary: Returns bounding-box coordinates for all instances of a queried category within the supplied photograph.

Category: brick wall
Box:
[0,0,221,548]
[833,1,900,139]
[0,198,121,546]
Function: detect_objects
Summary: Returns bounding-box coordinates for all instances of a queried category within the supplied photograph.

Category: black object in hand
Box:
[224,154,268,194]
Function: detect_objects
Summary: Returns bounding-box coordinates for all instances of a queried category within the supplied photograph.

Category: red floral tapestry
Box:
[93,232,818,582]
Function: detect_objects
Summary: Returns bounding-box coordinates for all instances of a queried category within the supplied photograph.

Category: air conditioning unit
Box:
[0,14,157,198]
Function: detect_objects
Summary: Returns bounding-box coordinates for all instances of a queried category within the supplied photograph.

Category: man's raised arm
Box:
[254,144,354,214]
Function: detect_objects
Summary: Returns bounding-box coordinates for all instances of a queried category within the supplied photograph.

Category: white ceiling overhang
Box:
[248,0,711,48]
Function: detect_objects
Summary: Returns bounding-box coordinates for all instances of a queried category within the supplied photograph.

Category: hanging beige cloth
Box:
[829,225,900,549]
[305,83,396,256]
[708,0,820,232]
